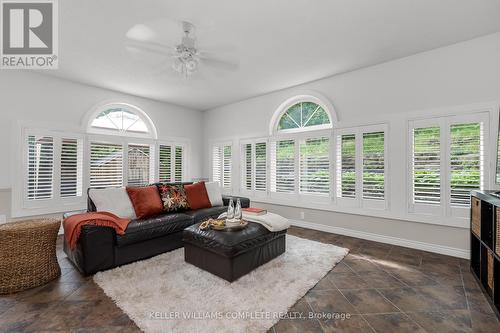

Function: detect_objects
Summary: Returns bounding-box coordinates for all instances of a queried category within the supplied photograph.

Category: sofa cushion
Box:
[116,213,194,247]
[126,186,163,219]
[88,188,136,219]
[183,206,228,223]
[185,182,212,210]
[205,182,223,207]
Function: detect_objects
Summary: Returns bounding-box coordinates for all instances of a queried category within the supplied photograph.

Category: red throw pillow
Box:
[184,182,212,210]
[126,186,163,219]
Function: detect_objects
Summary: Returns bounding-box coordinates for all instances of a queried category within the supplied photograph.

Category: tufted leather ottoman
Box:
[183,222,286,282]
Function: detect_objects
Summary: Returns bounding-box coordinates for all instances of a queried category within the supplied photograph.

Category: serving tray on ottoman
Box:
[183,222,287,282]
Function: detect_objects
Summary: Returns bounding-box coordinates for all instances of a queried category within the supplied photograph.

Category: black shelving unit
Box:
[470,190,500,318]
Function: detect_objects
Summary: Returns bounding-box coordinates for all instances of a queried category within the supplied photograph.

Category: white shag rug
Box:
[94,235,348,333]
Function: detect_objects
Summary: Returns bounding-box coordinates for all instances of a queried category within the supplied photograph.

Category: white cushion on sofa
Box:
[204,182,223,207]
[89,187,137,219]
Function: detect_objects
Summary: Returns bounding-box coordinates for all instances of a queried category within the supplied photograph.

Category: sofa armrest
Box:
[62,210,87,220]
[222,195,250,208]
[62,209,116,275]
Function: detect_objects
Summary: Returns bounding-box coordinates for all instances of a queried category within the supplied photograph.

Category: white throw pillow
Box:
[204,182,223,207]
[89,188,137,219]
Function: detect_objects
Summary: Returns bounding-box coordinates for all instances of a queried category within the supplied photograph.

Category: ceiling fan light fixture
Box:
[172,56,199,77]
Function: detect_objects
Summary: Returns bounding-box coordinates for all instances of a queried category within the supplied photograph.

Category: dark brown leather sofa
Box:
[63,183,250,275]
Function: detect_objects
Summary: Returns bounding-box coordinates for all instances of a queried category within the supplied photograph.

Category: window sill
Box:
[241,194,469,229]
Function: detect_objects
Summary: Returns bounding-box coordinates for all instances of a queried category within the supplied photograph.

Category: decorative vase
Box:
[234,198,242,221]
[227,199,235,220]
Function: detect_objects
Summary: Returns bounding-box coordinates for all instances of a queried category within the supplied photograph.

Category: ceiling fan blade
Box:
[125,40,176,56]
[198,44,238,53]
[126,24,158,42]
[200,56,239,72]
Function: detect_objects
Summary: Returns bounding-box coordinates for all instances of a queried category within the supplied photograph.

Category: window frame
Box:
[240,137,269,199]
[268,129,334,205]
[270,94,336,136]
[156,141,188,183]
[407,112,490,219]
[84,102,158,139]
[335,124,389,210]
[211,141,233,193]
[19,128,86,214]
[87,134,156,189]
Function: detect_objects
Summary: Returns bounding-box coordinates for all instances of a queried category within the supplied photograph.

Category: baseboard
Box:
[289,219,469,259]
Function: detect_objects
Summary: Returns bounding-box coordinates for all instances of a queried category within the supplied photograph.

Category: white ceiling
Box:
[45,0,500,110]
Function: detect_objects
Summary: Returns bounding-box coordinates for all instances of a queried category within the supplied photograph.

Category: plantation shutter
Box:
[27,135,54,200]
[127,144,150,186]
[362,132,385,200]
[90,142,123,189]
[212,146,222,185]
[271,139,295,193]
[299,137,329,194]
[412,127,441,204]
[338,134,356,198]
[223,145,232,188]
[159,145,172,182]
[243,143,252,190]
[60,138,82,197]
[449,123,482,207]
[174,146,183,182]
[255,142,267,191]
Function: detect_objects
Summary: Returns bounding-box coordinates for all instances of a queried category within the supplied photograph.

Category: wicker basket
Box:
[0,218,61,294]
[472,197,481,237]
[487,249,494,291]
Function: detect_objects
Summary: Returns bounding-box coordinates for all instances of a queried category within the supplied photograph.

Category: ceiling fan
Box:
[126,21,238,78]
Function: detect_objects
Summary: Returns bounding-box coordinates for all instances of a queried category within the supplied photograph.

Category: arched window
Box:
[86,103,157,139]
[239,94,336,199]
[278,101,331,132]
[85,103,162,189]
[270,94,335,136]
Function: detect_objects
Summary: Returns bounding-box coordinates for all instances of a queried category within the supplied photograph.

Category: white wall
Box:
[203,32,500,257]
[0,71,203,219]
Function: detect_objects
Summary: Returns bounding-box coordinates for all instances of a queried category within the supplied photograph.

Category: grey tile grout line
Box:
[371,287,431,333]
[458,264,475,331]
[334,286,378,332]
[318,252,377,331]
[302,292,326,333]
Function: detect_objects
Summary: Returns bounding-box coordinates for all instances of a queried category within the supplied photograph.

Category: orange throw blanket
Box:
[63,212,131,250]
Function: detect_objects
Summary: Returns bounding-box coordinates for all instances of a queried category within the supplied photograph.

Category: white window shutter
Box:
[60,138,83,197]
[159,145,172,182]
[362,132,385,200]
[127,144,150,186]
[27,135,54,200]
[223,145,232,188]
[412,127,441,205]
[299,137,329,195]
[271,139,295,193]
[212,146,222,185]
[255,142,267,192]
[449,122,482,207]
[337,134,356,198]
[90,142,123,189]
[243,143,252,190]
[174,146,184,182]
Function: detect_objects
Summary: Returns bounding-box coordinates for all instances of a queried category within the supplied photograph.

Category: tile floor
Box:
[0,226,499,333]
